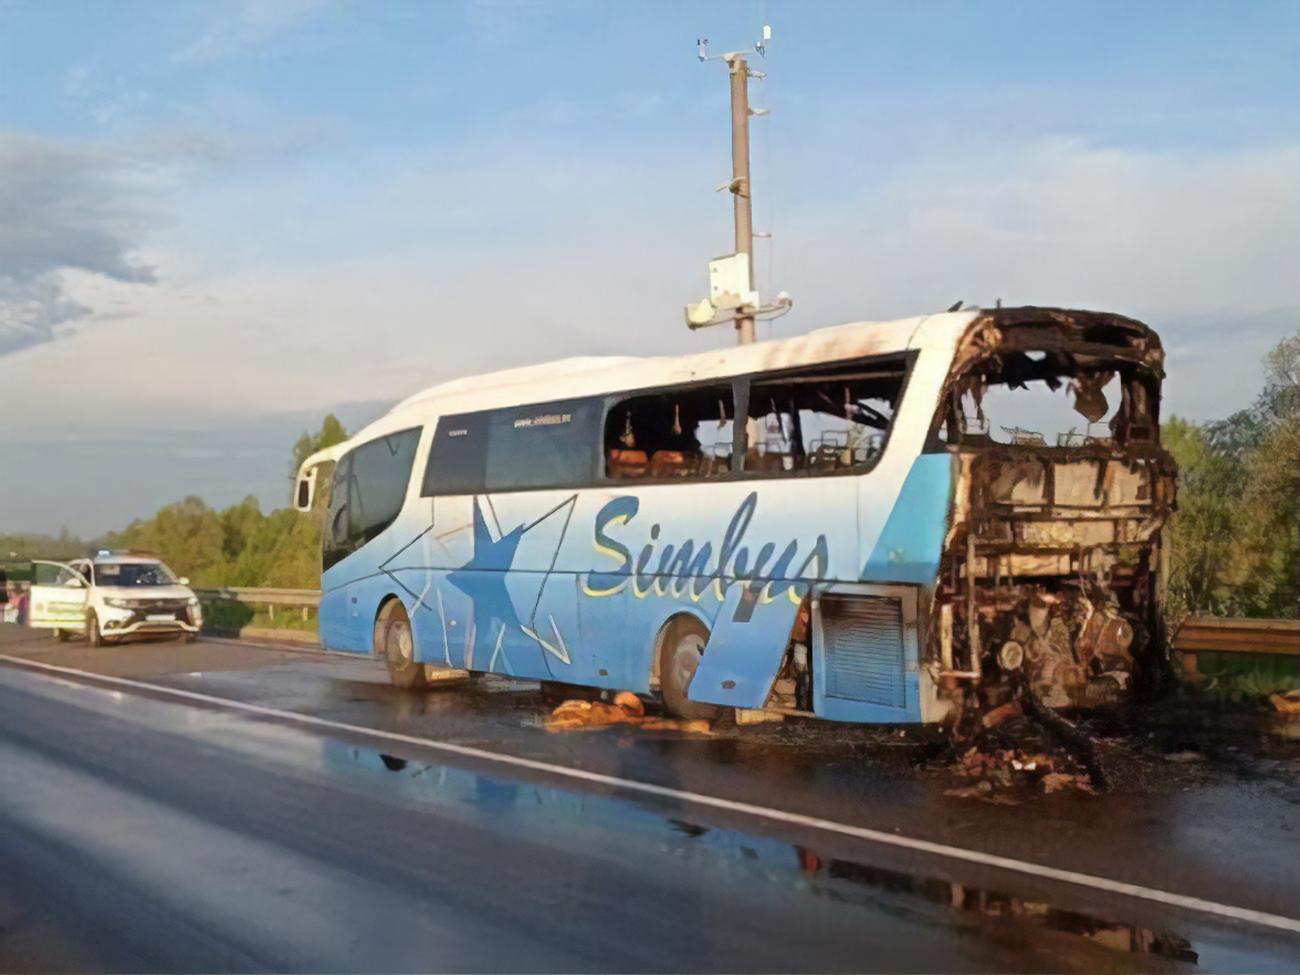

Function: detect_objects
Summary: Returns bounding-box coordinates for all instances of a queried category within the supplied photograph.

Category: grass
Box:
[1191,652,1300,703]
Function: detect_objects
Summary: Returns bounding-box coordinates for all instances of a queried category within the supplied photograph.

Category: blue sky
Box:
[1,0,1297,535]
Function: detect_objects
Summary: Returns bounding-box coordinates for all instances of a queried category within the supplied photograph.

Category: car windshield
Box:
[94,561,178,587]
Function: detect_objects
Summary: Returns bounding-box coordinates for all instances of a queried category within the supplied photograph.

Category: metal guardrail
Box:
[0,582,320,607]
[12,580,1299,656]
[193,587,321,607]
[193,587,321,626]
[1172,617,1300,657]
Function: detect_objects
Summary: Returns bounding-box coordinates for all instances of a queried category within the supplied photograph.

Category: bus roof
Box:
[333,305,1161,452]
[358,310,977,441]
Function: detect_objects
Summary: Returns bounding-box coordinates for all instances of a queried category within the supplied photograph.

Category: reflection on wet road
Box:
[1,660,1298,973]
[347,745,1199,966]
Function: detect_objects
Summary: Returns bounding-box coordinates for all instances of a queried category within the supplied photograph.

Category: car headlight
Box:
[187,596,200,607]
[104,597,133,609]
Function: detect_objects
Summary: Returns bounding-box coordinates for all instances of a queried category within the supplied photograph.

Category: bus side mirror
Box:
[295,468,317,511]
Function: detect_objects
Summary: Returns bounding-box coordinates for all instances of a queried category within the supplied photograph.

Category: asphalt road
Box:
[1,625,1298,972]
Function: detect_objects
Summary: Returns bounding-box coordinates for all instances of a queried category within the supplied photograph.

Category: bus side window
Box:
[422,400,596,496]
[322,426,421,569]
[745,360,907,475]
[604,385,734,481]
[484,401,598,491]
[422,413,488,497]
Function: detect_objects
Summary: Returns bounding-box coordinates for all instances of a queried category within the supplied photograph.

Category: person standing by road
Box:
[0,568,9,624]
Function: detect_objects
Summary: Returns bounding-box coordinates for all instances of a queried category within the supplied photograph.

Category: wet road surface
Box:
[1,625,1298,972]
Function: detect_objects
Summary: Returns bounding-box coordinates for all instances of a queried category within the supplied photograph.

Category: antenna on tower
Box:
[684,22,791,345]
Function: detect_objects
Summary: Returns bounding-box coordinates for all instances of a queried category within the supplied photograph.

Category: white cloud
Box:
[0,132,156,355]
[784,140,1299,318]
[1,135,1295,532]
[774,140,1299,420]
[5,139,1295,419]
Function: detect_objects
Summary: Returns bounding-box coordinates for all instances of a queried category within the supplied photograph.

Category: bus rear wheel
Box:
[378,603,426,691]
[658,617,720,721]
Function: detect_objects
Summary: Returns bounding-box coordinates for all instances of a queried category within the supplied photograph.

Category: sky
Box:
[1,0,1297,536]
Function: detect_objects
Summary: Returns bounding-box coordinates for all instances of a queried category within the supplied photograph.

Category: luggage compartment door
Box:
[688,582,802,709]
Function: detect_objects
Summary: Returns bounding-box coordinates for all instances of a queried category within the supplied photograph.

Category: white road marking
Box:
[2,652,1298,937]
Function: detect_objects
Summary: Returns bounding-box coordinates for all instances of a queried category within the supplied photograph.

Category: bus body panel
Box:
[687,584,802,708]
[318,586,352,649]
[316,344,954,711]
[859,453,954,586]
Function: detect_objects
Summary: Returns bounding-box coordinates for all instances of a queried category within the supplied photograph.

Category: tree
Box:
[111,496,229,585]
[291,414,349,484]
[1163,418,1243,617]
[1229,332,1300,617]
[220,496,264,563]
[1165,328,1300,620]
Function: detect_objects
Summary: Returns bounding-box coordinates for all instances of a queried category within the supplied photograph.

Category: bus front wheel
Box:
[378,603,426,691]
[658,617,720,721]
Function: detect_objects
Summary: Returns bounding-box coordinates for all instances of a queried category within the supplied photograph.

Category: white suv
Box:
[29,552,203,646]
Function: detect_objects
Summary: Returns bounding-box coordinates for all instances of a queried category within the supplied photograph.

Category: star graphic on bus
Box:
[445,495,578,669]
[446,498,525,641]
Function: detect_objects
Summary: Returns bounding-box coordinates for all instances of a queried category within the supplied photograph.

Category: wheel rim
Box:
[387,620,413,666]
[668,633,705,694]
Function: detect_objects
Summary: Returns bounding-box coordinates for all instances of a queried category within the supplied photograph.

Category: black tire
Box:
[181,632,197,644]
[54,629,70,642]
[378,603,426,691]
[658,617,720,721]
[86,612,103,648]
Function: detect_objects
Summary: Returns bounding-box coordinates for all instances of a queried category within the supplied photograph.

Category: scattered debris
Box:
[945,781,993,800]
[947,740,1096,801]
[638,717,713,734]
[1041,771,1093,794]
[545,699,636,731]
[544,693,712,735]
[735,708,785,725]
[981,700,1023,729]
[613,690,644,717]
[945,695,1103,802]
[1020,687,1109,790]
[1268,689,1300,715]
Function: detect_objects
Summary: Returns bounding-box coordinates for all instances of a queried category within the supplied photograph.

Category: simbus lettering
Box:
[583,492,829,603]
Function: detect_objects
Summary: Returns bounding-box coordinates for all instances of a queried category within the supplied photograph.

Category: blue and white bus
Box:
[294,306,1176,725]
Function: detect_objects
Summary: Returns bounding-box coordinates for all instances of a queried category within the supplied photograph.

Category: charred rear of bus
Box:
[931,308,1177,724]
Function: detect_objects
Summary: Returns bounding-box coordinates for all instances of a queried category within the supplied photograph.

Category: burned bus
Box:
[294,306,1175,726]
